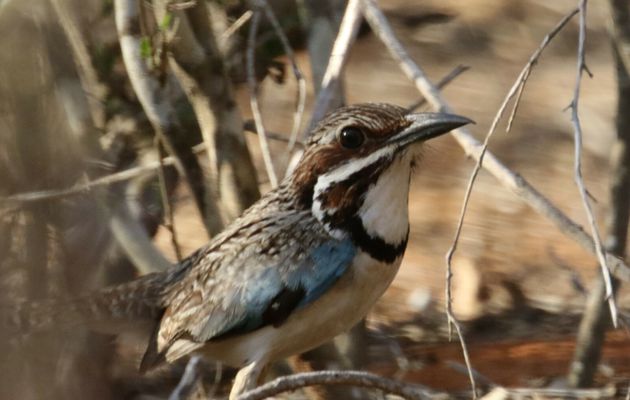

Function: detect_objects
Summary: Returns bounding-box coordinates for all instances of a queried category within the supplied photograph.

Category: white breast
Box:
[358,154,411,244]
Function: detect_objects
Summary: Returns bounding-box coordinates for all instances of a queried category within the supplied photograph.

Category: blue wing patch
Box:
[213,238,356,340]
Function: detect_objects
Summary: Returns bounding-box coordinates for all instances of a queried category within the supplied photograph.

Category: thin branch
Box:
[568,0,630,387]
[440,8,579,393]
[251,0,307,152]
[221,10,253,40]
[168,356,202,400]
[357,0,630,287]
[158,0,261,225]
[0,127,297,206]
[236,371,443,400]
[50,0,107,130]
[246,9,278,187]
[406,64,470,112]
[568,0,618,326]
[114,0,213,233]
[308,0,362,131]
[359,1,477,396]
[156,137,182,261]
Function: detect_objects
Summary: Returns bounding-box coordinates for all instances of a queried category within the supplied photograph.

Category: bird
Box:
[6,103,471,399]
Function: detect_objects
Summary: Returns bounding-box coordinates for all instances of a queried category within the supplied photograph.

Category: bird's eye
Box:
[338,127,365,149]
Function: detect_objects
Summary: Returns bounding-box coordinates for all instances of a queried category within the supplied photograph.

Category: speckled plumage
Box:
[8,103,471,400]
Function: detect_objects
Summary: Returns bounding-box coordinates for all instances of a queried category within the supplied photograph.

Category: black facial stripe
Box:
[345,216,408,263]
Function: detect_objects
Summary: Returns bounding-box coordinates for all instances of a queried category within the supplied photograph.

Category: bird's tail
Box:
[1,272,168,337]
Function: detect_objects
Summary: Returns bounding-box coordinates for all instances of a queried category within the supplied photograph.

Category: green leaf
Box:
[140,37,152,60]
[160,12,173,31]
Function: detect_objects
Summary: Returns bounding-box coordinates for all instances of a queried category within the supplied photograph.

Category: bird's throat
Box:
[311,155,412,264]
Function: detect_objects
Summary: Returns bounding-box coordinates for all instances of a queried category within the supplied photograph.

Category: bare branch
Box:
[236,371,444,400]
[156,137,182,261]
[358,0,630,287]
[157,0,261,224]
[359,1,477,395]
[568,0,618,326]
[114,0,214,233]
[252,0,307,152]
[308,0,362,130]
[440,9,579,395]
[50,0,107,130]
[108,199,174,274]
[53,75,172,276]
[221,10,253,40]
[169,356,202,400]
[568,0,630,387]
[0,128,296,206]
[406,64,470,112]
[246,9,278,187]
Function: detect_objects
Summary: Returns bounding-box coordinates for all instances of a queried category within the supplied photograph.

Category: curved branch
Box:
[114,0,217,234]
[236,371,442,400]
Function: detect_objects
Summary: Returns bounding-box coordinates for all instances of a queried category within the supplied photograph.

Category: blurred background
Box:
[0,0,629,399]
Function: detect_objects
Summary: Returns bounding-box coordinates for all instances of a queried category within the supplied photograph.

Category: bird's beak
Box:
[388,112,473,147]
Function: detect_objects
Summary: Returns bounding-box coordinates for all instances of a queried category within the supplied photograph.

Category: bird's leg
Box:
[229,360,268,400]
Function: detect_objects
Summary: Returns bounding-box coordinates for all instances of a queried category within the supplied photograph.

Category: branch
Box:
[246,9,278,187]
[156,0,261,224]
[359,1,477,396]
[53,74,172,276]
[0,127,296,206]
[567,0,618,327]
[156,138,182,261]
[568,0,630,387]
[441,7,579,394]
[168,356,202,400]
[114,0,215,234]
[359,0,630,288]
[406,64,470,112]
[236,371,444,400]
[50,0,107,130]
[308,0,362,130]
[253,0,307,152]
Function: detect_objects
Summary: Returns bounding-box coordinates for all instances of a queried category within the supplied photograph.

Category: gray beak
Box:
[388,112,473,147]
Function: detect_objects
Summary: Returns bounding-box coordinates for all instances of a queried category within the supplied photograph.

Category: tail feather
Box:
[2,272,168,336]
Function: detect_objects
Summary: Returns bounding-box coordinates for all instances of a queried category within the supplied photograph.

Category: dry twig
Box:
[221,10,253,40]
[50,0,107,130]
[567,0,618,327]
[114,0,212,232]
[157,0,261,226]
[169,356,202,400]
[0,127,296,206]
[308,0,363,130]
[359,0,478,395]
[406,64,470,112]
[236,370,443,400]
[252,0,307,152]
[246,9,278,187]
[568,0,630,387]
[440,8,580,395]
[156,137,182,261]
[356,0,630,285]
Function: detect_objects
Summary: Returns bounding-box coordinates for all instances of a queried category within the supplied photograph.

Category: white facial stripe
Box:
[311,145,396,235]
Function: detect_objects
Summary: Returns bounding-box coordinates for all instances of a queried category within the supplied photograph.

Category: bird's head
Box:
[290,103,471,263]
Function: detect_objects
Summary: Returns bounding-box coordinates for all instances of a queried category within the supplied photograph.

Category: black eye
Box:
[338,127,365,149]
